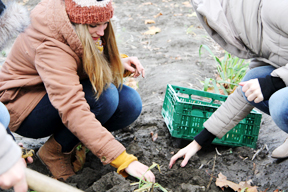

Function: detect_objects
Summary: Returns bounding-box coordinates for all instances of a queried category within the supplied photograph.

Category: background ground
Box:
[1,0,288,191]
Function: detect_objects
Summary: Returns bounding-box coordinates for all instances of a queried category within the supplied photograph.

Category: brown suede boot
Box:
[37,136,76,181]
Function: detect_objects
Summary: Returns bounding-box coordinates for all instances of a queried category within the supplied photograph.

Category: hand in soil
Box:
[0,158,27,192]
[239,79,263,103]
[169,140,202,168]
[125,161,155,183]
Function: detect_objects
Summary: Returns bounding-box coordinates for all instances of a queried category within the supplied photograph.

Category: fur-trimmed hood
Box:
[0,1,30,50]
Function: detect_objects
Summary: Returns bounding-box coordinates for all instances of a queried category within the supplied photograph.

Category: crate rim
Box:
[167,84,262,115]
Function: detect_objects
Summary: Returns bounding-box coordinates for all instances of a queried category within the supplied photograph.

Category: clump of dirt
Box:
[2,0,288,191]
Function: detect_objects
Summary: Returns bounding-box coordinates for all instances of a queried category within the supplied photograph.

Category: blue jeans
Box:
[16,79,142,152]
[241,65,288,133]
[0,101,15,139]
[0,101,10,128]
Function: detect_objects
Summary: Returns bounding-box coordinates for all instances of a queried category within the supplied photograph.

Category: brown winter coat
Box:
[0,0,125,165]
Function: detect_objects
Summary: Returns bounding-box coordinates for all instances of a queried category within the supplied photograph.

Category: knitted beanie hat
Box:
[65,0,114,24]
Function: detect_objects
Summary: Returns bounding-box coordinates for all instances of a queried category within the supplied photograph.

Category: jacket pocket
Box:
[0,88,21,102]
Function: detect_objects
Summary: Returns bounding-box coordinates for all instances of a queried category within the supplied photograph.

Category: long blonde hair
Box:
[75,22,123,98]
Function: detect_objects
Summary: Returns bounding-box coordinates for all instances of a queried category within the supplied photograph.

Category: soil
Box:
[1,0,288,191]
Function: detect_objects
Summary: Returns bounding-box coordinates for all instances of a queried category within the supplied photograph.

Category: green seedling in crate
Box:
[131,162,168,192]
[199,44,249,95]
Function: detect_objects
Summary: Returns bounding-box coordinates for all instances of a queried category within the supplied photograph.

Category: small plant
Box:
[1,50,6,57]
[186,25,196,36]
[131,162,168,192]
[199,44,249,95]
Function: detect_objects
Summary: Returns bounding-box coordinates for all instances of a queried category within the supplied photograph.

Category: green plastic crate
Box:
[161,84,262,149]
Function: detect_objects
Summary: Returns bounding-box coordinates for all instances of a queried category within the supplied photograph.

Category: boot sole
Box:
[271,155,288,159]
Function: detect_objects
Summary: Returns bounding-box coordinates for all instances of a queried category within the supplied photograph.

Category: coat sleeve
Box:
[271,64,288,86]
[203,86,254,138]
[34,42,125,165]
[0,123,21,175]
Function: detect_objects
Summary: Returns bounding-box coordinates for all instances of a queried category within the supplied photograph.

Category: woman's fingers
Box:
[127,57,145,78]
[143,170,155,183]
[169,140,202,168]
[240,79,264,103]
[180,152,192,167]
[26,156,33,164]
[13,175,27,192]
[125,161,155,183]
[169,150,184,168]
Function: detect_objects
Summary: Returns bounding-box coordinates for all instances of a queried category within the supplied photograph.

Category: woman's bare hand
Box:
[239,79,264,103]
[169,140,202,168]
[125,161,155,183]
[121,57,145,78]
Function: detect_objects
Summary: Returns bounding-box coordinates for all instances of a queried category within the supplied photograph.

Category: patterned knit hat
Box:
[65,0,114,24]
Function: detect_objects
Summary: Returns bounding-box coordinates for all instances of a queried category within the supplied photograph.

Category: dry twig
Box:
[215,147,222,156]
[206,155,216,190]
[252,145,265,161]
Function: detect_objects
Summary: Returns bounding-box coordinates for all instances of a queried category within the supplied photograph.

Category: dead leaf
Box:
[182,1,192,7]
[124,77,138,90]
[144,26,161,35]
[142,2,152,5]
[154,12,163,18]
[216,173,242,191]
[187,12,197,17]
[246,187,258,192]
[239,180,253,188]
[215,173,258,192]
[141,41,149,45]
[152,133,158,141]
[145,20,156,24]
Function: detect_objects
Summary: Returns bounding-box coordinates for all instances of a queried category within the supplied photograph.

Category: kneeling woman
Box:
[0,0,155,182]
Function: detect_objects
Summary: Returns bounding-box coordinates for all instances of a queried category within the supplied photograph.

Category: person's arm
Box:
[0,123,27,192]
[0,123,22,175]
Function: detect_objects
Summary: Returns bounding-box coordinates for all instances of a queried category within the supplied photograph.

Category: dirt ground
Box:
[1,0,288,191]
